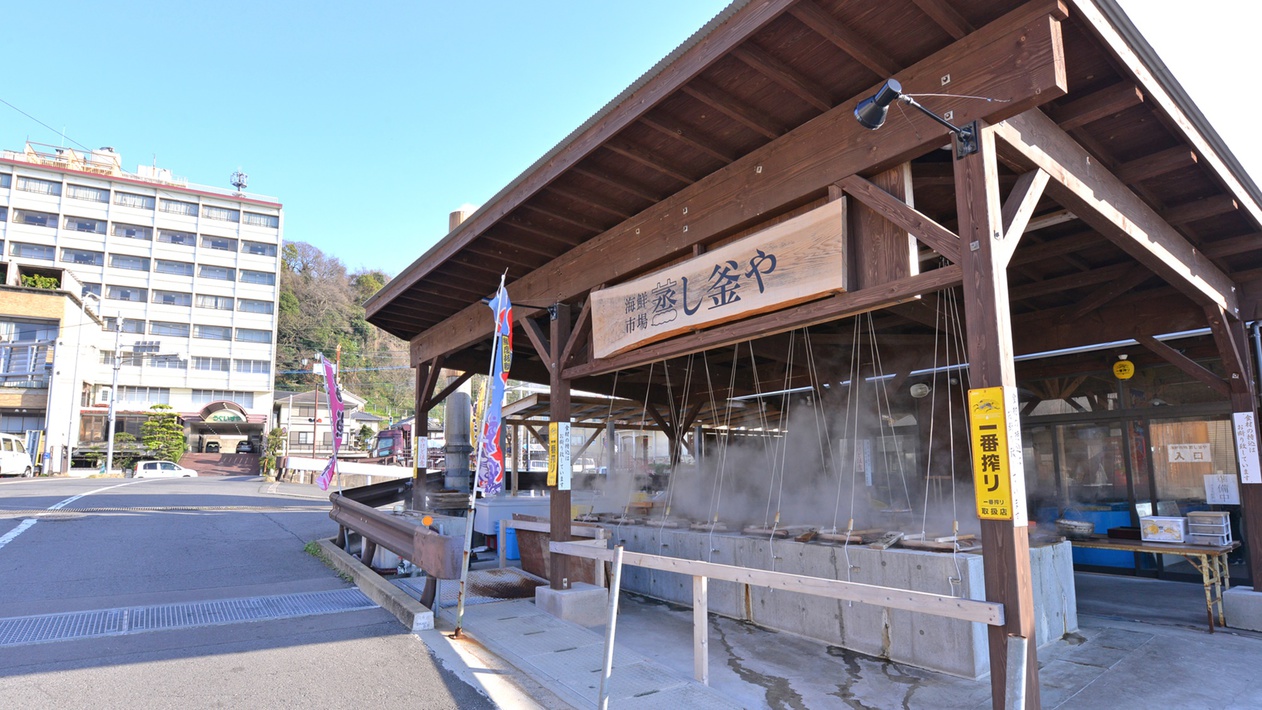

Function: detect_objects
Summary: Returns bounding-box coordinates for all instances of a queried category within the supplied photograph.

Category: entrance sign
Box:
[1167,443,1211,464]
[207,411,243,422]
[1233,412,1262,484]
[967,386,1027,525]
[590,200,847,358]
[548,421,572,490]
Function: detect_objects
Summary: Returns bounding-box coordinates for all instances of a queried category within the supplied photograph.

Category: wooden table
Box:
[1070,536,1240,632]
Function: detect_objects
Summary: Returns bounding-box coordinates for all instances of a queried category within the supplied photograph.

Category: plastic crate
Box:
[1186,512,1231,543]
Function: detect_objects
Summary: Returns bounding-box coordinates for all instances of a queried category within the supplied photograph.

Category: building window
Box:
[202,205,240,222]
[296,431,313,445]
[159,199,198,217]
[237,299,274,314]
[82,283,102,298]
[235,328,272,344]
[117,386,170,404]
[105,286,147,302]
[242,212,279,228]
[158,229,196,247]
[192,357,230,372]
[0,173,10,188]
[114,192,155,209]
[239,270,275,286]
[99,350,114,365]
[112,223,153,240]
[201,235,238,251]
[193,324,232,341]
[109,254,150,271]
[241,240,277,257]
[149,355,187,369]
[199,265,234,281]
[155,259,194,276]
[191,389,254,408]
[150,321,190,337]
[195,294,233,310]
[66,184,108,202]
[102,317,146,334]
[234,359,270,374]
[0,206,6,222]
[61,248,105,266]
[10,242,54,260]
[64,216,106,234]
[12,209,56,228]
[15,176,61,196]
[151,290,192,307]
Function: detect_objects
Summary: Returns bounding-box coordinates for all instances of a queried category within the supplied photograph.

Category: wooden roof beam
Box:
[680,79,784,139]
[500,217,586,248]
[1009,262,1133,301]
[411,4,1067,365]
[992,110,1240,317]
[1047,82,1144,131]
[912,0,974,39]
[838,174,961,261]
[731,43,833,112]
[788,0,900,78]
[638,115,737,163]
[518,203,607,235]
[1114,147,1197,183]
[1161,194,1239,225]
[1204,233,1262,259]
[545,184,634,221]
[569,166,662,203]
[602,139,698,185]
[1134,332,1230,397]
[1056,264,1153,323]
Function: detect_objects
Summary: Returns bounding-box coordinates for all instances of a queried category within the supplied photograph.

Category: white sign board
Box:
[1167,443,1211,464]
[548,422,572,491]
[418,437,429,469]
[1233,411,1262,484]
[1205,474,1241,505]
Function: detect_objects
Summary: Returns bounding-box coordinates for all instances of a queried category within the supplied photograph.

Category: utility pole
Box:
[104,318,122,475]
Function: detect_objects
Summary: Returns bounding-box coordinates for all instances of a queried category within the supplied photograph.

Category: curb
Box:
[315,539,434,631]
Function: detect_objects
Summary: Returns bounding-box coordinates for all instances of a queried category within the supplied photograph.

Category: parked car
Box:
[0,433,33,477]
[235,440,254,454]
[133,460,198,478]
[204,441,221,453]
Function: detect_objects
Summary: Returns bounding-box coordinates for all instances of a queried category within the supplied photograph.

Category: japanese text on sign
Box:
[590,200,847,358]
[968,386,1028,525]
[548,421,572,491]
[1233,411,1261,484]
[1167,443,1212,464]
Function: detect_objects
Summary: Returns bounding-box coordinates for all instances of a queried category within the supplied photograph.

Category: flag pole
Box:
[454,274,507,638]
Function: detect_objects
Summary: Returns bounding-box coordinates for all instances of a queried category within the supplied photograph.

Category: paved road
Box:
[0,476,497,709]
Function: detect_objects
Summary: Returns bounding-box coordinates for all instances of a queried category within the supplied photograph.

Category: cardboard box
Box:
[1140,516,1186,543]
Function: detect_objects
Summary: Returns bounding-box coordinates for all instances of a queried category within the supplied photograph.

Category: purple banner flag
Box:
[475,280,513,495]
[317,359,345,491]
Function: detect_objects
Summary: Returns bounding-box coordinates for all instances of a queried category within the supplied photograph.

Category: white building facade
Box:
[0,142,282,458]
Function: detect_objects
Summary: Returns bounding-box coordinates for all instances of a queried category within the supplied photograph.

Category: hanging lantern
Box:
[1113,355,1135,380]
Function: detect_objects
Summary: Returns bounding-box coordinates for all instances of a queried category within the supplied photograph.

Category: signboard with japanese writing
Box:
[967,386,1028,525]
[548,421,572,490]
[1205,474,1241,505]
[1167,443,1211,464]
[1233,411,1261,484]
[590,200,847,358]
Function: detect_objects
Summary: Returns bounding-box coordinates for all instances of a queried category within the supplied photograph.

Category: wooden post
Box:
[1205,307,1262,588]
[550,303,573,589]
[412,362,430,511]
[954,122,1040,708]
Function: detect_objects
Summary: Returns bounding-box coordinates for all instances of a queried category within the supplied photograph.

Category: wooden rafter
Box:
[1047,82,1144,131]
[545,184,634,221]
[911,0,973,39]
[731,43,832,111]
[991,111,1240,317]
[680,80,783,140]
[602,139,698,185]
[1056,264,1153,322]
[637,115,736,163]
[788,0,900,77]
[518,202,606,235]
[1114,147,1197,183]
[569,166,662,203]
[1161,195,1238,225]
[998,168,1050,266]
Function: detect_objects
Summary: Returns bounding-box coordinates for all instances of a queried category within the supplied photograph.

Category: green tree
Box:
[21,273,59,289]
[112,432,140,472]
[260,427,286,480]
[141,404,186,462]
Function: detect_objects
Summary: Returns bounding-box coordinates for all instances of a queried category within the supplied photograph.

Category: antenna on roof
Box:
[230,168,248,194]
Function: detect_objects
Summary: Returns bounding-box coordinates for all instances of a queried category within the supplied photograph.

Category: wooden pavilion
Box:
[365,1,1262,704]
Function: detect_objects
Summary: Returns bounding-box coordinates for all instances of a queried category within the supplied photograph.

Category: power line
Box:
[0,96,92,152]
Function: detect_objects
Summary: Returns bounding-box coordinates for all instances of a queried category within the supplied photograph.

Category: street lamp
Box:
[64,292,99,473]
[854,78,980,159]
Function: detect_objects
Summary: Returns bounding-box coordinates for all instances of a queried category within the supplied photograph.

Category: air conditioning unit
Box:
[95,387,112,405]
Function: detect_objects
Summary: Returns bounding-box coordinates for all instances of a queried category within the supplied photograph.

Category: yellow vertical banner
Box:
[547,422,559,487]
[968,386,1028,525]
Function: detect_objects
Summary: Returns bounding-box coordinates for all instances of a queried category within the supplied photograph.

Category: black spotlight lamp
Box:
[854,78,979,159]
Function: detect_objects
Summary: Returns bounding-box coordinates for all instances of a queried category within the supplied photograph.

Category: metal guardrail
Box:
[328,493,464,582]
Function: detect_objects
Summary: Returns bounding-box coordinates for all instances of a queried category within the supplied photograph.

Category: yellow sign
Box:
[547,422,558,487]
[968,386,1026,522]
[1112,360,1135,380]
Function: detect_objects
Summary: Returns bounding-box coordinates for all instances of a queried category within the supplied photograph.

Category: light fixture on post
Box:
[854,78,979,159]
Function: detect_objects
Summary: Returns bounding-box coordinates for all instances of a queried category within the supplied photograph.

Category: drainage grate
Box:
[0,588,375,647]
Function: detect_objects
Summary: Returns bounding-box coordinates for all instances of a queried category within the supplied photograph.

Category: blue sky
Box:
[1,1,1256,277]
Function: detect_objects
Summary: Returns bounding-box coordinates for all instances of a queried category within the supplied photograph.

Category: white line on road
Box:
[0,479,151,551]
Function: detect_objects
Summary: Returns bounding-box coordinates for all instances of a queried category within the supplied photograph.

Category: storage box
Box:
[1140,516,1187,543]
[1189,532,1232,547]
[1186,512,1231,545]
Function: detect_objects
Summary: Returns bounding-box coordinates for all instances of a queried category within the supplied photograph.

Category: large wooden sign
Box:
[590,200,847,358]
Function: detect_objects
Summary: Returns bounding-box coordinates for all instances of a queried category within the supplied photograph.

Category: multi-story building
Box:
[0,142,282,462]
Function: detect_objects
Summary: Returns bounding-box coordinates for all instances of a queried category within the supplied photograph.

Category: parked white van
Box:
[0,433,34,477]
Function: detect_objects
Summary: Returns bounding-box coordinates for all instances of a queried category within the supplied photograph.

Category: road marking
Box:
[0,480,150,551]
